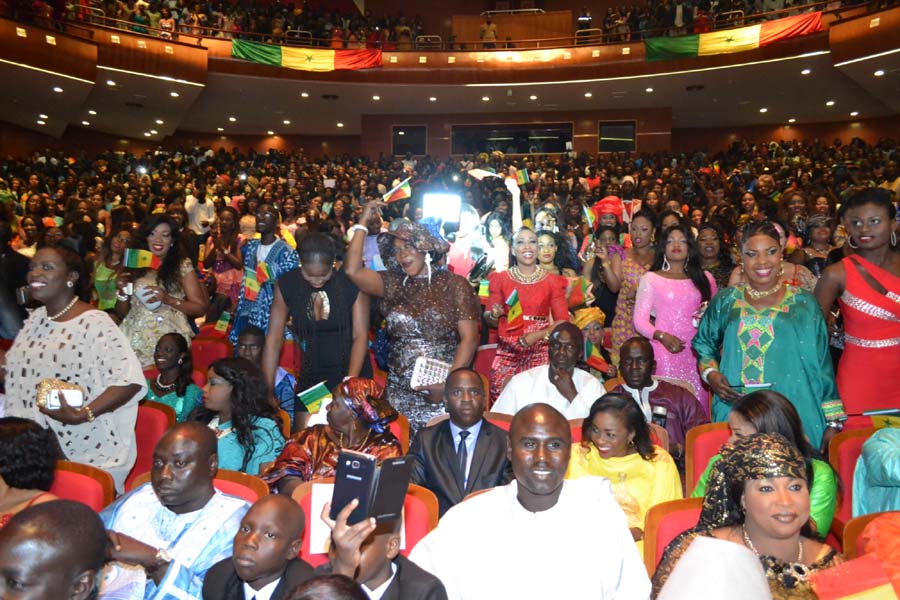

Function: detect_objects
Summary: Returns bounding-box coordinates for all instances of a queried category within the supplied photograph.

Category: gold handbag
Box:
[36,379,85,409]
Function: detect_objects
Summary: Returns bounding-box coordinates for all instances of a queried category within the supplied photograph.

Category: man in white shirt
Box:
[492,323,606,419]
[184,181,217,241]
[410,403,650,599]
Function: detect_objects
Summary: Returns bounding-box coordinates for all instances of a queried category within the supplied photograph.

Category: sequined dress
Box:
[633,272,717,410]
[836,255,900,429]
[380,269,481,435]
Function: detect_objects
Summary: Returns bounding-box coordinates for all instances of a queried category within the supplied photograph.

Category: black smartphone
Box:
[369,456,413,523]
[330,450,377,525]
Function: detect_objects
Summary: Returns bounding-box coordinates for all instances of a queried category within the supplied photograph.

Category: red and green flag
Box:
[123,248,161,270]
[244,266,260,301]
[567,276,590,308]
[644,12,823,61]
[810,554,895,599]
[585,340,610,373]
[256,261,271,286]
[383,178,412,203]
[478,279,490,299]
[583,205,596,230]
[232,39,382,72]
[505,289,524,331]
[297,381,331,414]
[214,310,231,333]
[515,168,529,186]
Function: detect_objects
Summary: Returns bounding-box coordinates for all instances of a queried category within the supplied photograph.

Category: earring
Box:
[892,231,897,247]
[778,262,785,278]
[425,253,433,284]
[662,256,671,272]
[297,259,303,268]
[848,237,859,249]
[177,357,183,365]
[66,281,74,288]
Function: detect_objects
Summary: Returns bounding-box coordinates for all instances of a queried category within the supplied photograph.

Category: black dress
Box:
[279,269,372,405]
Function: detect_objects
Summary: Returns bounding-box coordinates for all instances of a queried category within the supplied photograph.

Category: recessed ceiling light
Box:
[874,69,885,77]
[645,87,654,93]
[52,86,63,93]
[82,121,90,126]
[216,127,223,132]
[106,80,116,86]
[144,132,151,136]
[826,100,835,106]
[759,107,768,113]
[228,116,237,122]
[170,91,179,98]
[801,68,811,75]
[429,96,437,102]
[529,95,537,100]
[372,95,381,101]
[300,92,309,98]
[36,120,46,125]
[155,119,164,125]
[283,119,291,125]
[39,113,48,119]
[584,92,593,98]
[336,122,344,128]
[88,109,96,115]
[850,111,859,116]
[788,118,797,123]
[150,129,158,134]
[267,130,274,135]
[398,131,405,136]
[482,96,490,101]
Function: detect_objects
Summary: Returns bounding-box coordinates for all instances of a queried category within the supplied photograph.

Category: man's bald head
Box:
[508,404,571,512]
[161,421,218,461]
[548,322,583,371]
[151,422,218,514]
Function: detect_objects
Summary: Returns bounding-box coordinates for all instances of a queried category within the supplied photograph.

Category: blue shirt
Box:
[448,418,483,487]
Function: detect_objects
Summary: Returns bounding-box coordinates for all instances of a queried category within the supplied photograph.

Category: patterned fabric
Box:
[120,258,196,368]
[261,424,403,489]
[611,253,650,359]
[572,306,606,329]
[377,222,450,273]
[229,239,299,344]
[4,308,146,491]
[204,237,243,306]
[337,377,397,434]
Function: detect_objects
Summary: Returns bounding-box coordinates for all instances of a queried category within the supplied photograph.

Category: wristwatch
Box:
[150,548,172,571]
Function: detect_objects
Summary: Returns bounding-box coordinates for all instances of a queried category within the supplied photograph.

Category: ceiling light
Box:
[482,96,490,101]
[826,100,835,106]
[36,120,46,125]
[52,86,63,93]
[150,129,158,134]
[106,80,116,86]
[267,130,274,135]
[645,87,654,93]
[216,127,223,132]
[155,119,164,125]
[874,69,885,77]
[850,111,859,116]
[300,92,309,98]
[39,113,48,119]
[398,131,405,136]
[228,116,236,122]
[283,119,291,125]
[429,97,437,102]
[170,91,179,98]
[88,109,97,115]
[82,121,90,126]
[529,95,538,100]
[336,122,344,128]
[372,95,380,101]
[759,107,768,113]
[788,118,796,123]
[144,132,151,136]
[584,92,593,98]
[801,68,811,75]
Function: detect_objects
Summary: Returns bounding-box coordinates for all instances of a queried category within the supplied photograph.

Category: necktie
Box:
[457,430,470,489]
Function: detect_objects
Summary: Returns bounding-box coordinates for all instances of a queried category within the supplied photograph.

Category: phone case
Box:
[410,357,452,389]
[369,456,413,523]
[330,450,377,525]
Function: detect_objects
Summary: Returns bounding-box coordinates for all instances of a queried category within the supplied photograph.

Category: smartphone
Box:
[422,193,461,226]
[369,456,413,523]
[48,389,85,409]
[330,450,377,525]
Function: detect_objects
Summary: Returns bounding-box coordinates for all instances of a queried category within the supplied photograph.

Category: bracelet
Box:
[826,420,844,431]
[348,224,368,237]
[543,329,552,342]
[81,405,96,423]
[701,367,718,385]
[116,292,130,302]
[601,261,611,268]
[653,330,664,341]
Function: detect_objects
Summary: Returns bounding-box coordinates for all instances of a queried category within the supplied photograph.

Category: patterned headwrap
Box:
[593,196,624,224]
[573,307,606,330]
[699,433,808,530]
[377,221,450,274]
[337,377,398,434]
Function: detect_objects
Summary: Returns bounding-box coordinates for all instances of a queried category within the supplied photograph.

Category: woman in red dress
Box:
[816,189,900,429]
[485,227,569,401]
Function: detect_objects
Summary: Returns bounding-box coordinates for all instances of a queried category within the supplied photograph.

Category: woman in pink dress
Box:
[485,227,569,400]
[607,210,657,359]
[634,223,716,409]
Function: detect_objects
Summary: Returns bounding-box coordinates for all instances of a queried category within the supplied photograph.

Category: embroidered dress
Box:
[836,255,900,429]
[693,286,845,448]
[229,239,298,344]
[611,254,650,358]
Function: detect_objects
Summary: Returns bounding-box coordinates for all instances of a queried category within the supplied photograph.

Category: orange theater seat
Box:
[292,478,439,567]
[684,422,730,494]
[191,337,233,372]
[829,427,877,544]
[198,322,228,338]
[643,497,703,576]
[50,460,116,512]
[484,411,512,432]
[843,511,900,559]
[129,469,268,503]
[473,344,497,380]
[125,400,177,491]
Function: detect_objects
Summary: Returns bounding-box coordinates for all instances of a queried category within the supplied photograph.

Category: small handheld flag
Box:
[567,277,590,308]
[466,168,502,181]
[297,381,332,414]
[505,289,523,331]
[383,177,412,203]
[214,311,231,333]
[515,168,529,186]
[583,205,596,231]
[244,266,260,301]
[256,261,271,285]
[809,554,895,599]
[478,279,490,299]
[123,248,161,270]
[585,340,610,373]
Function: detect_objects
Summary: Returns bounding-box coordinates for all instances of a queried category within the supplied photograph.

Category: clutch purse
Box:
[410,357,452,390]
[36,379,85,410]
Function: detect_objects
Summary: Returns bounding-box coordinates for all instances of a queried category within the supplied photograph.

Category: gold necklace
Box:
[509,265,545,284]
[745,282,784,299]
[338,429,371,450]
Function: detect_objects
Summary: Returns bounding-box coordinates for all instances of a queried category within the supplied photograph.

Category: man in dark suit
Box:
[408,367,513,515]
[203,495,314,600]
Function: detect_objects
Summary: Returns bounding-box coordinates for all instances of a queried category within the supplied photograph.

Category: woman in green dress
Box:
[693,221,845,450]
[144,333,201,422]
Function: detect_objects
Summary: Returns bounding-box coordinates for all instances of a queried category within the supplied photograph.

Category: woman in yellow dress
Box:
[567,393,683,551]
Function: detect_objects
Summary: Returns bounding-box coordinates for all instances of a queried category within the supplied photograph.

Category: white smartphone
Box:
[48,389,85,409]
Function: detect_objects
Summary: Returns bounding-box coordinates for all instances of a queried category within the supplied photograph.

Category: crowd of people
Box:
[0,134,899,598]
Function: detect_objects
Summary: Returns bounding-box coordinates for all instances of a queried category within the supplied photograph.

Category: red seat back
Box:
[50,462,115,512]
[830,428,877,533]
[191,337,232,372]
[473,344,497,380]
[125,401,176,491]
[685,423,730,494]
[644,498,704,575]
[214,479,264,504]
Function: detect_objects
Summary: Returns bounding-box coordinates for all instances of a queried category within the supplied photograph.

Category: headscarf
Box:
[859,513,900,596]
[592,196,624,224]
[573,307,606,330]
[700,433,808,529]
[377,221,450,274]
[337,377,397,434]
